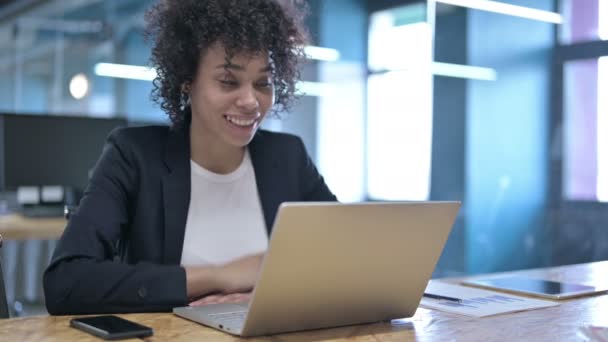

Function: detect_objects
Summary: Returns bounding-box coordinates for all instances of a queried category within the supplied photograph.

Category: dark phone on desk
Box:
[70,315,153,340]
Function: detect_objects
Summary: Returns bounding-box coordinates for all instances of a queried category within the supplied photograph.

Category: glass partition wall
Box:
[427,0,608,274]
[427,0,558,275]
[550,0,608,266]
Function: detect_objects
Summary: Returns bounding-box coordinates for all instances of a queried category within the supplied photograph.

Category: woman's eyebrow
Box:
[215,63,272,73]
[216,62,244,70]
[259,65,272,72]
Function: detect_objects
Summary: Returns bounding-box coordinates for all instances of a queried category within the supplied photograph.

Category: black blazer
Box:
[43,126,336,315]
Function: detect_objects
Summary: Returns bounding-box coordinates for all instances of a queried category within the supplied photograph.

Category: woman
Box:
[43,0,336,315]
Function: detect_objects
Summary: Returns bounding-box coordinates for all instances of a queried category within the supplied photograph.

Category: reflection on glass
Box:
[598,57,608,201]
[601,0,608,40]
[563,59,598,200]
[367,4,432,200]
[316,62,366,203]
[560,0,603,44]
[367,70,432,201]
[369,22,430,72]
[563,57,608,202]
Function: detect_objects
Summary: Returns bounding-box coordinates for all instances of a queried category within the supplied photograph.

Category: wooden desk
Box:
[0,214,65,240]
[2,261,608,341]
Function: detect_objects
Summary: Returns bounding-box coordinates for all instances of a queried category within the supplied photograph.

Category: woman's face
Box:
[189,43,275,147]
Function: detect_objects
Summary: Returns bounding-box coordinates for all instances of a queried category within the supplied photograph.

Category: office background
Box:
[0,0,606,316]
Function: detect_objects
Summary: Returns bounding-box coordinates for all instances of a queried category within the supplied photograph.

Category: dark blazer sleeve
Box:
[294,137,338,202]
[43,129,187,315]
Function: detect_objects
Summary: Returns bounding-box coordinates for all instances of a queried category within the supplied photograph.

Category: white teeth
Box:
[225,116,256,127]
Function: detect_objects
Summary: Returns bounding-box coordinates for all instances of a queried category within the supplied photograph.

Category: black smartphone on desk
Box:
[70,315,153,340]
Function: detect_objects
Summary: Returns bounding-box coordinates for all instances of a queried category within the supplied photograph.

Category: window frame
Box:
[550,32,608,207]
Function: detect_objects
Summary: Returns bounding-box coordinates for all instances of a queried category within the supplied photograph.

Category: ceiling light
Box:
[432,62,497,81]
[436,0,563,24]
[94,63,156,81]
[69,73,90,100]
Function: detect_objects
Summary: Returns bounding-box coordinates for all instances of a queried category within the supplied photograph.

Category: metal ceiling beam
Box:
[0,0,105,30]
[0,0,47,23]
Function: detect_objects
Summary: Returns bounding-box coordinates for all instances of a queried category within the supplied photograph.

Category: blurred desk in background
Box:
[0,214,65,316]
[0,214,65,240]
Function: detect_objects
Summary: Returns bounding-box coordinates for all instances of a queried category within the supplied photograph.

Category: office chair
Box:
[64,205,78,220]
[0,234,9,318]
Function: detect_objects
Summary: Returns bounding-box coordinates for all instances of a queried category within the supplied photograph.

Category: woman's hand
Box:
[184,253,265,300]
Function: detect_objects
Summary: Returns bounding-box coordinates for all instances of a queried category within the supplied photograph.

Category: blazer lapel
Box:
[249,131,280,235]
[162,127,191,264]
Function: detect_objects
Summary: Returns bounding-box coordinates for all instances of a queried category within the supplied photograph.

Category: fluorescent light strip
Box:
[432,62,497,81]
[94,63,156,81]
[436,0,563,24]
[95,63,332,97]
[597,57,608,202]
[94,48,340,83]
[304,45,340,62]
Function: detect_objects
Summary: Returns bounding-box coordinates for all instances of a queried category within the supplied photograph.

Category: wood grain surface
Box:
[2,261,608,341]
[0,214,65,240]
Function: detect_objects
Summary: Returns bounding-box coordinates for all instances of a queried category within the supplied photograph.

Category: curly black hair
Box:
[144,0,309,128]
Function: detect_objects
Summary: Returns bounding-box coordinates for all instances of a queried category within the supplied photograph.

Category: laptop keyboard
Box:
[208,310,248,327]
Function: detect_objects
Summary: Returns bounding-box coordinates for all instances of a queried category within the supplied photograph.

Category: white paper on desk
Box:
[420,280,559,317]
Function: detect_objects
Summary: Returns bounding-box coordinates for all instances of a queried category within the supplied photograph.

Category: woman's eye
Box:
[220,79,238,86]
[256,81,272,88]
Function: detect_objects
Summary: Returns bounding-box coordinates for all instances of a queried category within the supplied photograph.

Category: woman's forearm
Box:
[44,258,187,314]
[184,265,222,299]
[184,253,265,299]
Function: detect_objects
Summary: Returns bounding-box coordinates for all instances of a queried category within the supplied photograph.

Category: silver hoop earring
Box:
[180,94,190,111]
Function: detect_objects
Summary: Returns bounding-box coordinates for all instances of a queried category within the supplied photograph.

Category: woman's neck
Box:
[190,125,245,174]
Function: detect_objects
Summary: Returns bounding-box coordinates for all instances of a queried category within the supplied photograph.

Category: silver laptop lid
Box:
[241,201,461,336]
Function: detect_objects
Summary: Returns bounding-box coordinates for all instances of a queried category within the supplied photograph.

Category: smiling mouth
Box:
[224,115,258,127]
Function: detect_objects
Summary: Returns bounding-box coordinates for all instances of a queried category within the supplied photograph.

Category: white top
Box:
[180,150,268,266]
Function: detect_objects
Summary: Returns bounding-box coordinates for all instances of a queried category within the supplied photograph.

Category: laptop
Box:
[173,201,461,337]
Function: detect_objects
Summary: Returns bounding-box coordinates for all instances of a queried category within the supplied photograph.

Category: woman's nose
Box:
[236,86,259,112]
